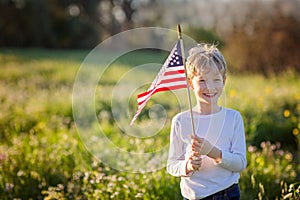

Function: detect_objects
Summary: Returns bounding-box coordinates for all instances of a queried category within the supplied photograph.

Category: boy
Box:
[167,43,247,199]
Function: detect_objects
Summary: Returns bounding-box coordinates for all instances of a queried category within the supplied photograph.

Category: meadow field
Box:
[0,48,299,199]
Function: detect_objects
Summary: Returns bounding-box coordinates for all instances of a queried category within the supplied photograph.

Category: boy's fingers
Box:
[191,136,204,143]
[192,160,202,165]
[190,135,201,140]
[189,134,196,139]
[192,151,200,156]
[191,160,202,170]
[191,155,202,161]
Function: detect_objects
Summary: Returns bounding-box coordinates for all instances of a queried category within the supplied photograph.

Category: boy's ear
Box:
[223,76,226,85]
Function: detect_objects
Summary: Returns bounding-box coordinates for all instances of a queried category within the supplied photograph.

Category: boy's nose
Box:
[205,81,215,90]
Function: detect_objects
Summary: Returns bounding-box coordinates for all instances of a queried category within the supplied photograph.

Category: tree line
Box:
[1,0,299,76]
[0,0,137,48]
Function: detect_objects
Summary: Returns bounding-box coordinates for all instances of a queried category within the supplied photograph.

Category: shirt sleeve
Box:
[216,112,247,172]
[166,116,192,177]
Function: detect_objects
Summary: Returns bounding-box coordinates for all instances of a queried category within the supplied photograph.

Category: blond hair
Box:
[186,43,227,79]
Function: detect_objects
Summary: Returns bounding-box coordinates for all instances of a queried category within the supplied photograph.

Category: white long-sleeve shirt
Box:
[167,107,247,199]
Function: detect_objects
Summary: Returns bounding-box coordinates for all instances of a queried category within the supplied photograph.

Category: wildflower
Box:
[135,193,144,198]
[260,141,266,148]
[5,183,14,191]
[229,89,236,97]
[248,146,257,153]
[277,150,284,156]
[283,109,290,118]
[284,153,293,162]
[110,191,119,199]
[293,128,299,136]
[57,184,64,191]
[270,144,276,151]
[17,170,24,177]
[117,177,125,181]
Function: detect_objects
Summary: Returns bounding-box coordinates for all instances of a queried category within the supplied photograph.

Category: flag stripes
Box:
[130,40,187,125]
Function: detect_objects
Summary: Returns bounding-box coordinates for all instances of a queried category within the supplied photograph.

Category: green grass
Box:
[0,48,299,199]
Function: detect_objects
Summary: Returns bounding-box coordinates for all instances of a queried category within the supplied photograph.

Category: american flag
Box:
[130,40,187,125]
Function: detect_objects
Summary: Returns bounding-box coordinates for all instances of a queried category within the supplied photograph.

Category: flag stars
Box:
[168,54,182,67]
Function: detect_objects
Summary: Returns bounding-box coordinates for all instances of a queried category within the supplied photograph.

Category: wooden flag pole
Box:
[177,24,196,137]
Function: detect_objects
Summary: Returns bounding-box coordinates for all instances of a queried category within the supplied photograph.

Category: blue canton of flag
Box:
[167,42,183,67]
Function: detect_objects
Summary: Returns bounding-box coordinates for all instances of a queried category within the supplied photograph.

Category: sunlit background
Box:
[0,0,299,199]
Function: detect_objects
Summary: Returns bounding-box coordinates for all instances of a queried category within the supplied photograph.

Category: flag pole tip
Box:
[177,24,182,39]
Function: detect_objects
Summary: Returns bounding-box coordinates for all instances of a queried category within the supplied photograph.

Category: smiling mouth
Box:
[203,93,217,98]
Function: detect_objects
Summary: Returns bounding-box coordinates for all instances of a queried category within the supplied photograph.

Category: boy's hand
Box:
[191,135,223,163]
[191,136,214,155]
[186,151,202,173]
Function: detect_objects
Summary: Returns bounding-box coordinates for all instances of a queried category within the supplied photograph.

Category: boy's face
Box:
[189,68,225,107]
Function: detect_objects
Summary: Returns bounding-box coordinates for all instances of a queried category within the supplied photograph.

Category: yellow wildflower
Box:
[283,110,290,118]
[292,128,299,136]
